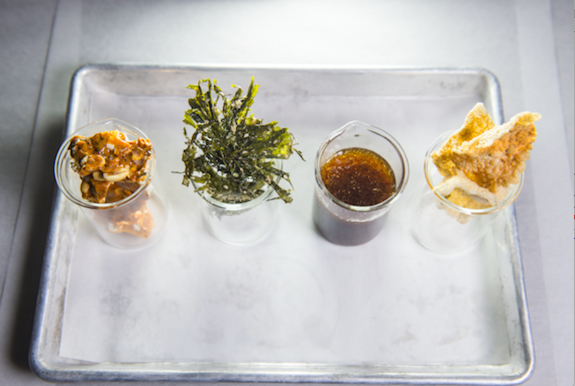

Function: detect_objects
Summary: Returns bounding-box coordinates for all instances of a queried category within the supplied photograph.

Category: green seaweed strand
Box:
[181,77,303,204]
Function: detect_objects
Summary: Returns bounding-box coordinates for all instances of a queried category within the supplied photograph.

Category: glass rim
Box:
[314,120,410,213]
[192,160,283,211]
[424,129,525,216]
[54,118,155,210]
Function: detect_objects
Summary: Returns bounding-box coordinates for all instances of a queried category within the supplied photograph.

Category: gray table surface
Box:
[0,0,572,385]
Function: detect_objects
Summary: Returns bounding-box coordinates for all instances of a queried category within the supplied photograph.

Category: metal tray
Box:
[30,65,533,384]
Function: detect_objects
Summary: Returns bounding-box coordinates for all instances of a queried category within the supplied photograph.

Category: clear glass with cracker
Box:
[410,129,524,254]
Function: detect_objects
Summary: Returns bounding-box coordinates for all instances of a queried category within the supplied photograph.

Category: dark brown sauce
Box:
[320,148,396,206]
[313,147,397,246]
[312,196,389,246]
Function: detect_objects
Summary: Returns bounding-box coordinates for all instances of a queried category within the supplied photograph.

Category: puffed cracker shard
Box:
[431,103,540,208]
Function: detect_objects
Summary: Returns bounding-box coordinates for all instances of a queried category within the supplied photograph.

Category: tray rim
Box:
[29,63,534,384]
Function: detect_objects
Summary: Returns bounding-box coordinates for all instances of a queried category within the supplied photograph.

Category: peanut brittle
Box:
[69,130,155,238]
[69,130,153,203]
[104,193,155,238]
[431,103,540,211]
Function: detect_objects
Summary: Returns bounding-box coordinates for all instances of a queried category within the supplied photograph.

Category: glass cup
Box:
[409,129,524,254]
[194,186,278,246]
[313,121,410,246]
[192,161,282,246]
[54,118,169,249]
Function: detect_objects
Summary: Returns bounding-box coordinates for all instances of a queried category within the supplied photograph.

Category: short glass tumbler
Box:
[410,130,524,254]
[313,121,410,246]
[54,118,169,249]
[194,183,279,246]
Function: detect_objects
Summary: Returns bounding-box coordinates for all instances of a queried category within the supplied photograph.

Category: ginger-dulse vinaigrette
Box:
[313,147,397,246]
[320,148,396,206]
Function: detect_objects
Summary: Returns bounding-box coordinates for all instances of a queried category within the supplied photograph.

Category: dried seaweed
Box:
[180,77,303,204]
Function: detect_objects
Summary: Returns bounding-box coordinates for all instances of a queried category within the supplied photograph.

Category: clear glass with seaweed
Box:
[180,78,303,245]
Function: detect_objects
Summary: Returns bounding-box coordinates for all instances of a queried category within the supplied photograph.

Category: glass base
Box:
[201,198,278,246]
[82,187,170,250]
[410,190,497,254]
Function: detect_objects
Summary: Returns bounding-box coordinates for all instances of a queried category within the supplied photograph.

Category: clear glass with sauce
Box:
[313,121,409,246]
[54,118,170,249]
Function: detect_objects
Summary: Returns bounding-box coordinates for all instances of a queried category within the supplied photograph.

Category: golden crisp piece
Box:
[432,103,495,180]
[431,103,540,211]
